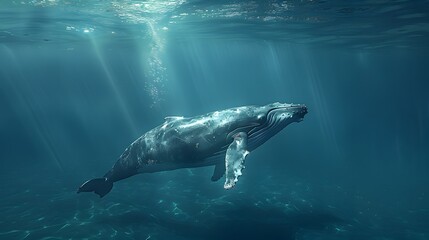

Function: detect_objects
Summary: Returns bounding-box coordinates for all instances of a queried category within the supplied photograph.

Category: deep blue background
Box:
[1,1,429,239]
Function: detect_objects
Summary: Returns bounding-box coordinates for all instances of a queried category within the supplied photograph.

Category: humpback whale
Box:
[78,102,307,197]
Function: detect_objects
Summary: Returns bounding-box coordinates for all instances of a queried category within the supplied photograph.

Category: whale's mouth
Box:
[247,104,307,150]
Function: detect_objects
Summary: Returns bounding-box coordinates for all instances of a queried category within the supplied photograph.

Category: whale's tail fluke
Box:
[77,178,113,198]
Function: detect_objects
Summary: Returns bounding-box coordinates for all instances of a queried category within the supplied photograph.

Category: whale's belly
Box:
[137,154,223,173]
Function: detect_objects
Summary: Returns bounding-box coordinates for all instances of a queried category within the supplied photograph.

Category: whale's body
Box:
[78,102,307,197]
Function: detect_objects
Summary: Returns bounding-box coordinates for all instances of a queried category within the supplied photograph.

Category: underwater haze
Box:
[1,0,429,239]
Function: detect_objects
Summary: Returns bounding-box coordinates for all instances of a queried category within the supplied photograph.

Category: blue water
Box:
[1,1,429,239]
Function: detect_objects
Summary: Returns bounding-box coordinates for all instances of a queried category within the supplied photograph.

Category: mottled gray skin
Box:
[105,102,307,182]
[78,102,307,197]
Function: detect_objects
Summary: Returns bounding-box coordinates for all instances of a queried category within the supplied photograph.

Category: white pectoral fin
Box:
[224,132,249,189]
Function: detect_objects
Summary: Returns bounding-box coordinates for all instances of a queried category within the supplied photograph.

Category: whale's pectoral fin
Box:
[211,161,226,182]
[224,132,249,189]
[77,178,113,198]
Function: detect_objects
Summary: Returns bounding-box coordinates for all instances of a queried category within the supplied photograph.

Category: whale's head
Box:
[261,102,307,123]
[246,102,307,150]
